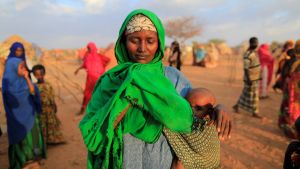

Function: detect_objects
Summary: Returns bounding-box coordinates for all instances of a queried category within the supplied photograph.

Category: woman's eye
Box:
[147,39,155,44]
[130,38,139,44]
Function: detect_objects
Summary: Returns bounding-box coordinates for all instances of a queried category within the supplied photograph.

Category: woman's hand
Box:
[213,104,232,140]
[18,61,35,93]
[23,69,29,79]
[18,61,29,79]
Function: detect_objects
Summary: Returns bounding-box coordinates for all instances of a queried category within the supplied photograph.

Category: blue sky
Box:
[0,0,299,49]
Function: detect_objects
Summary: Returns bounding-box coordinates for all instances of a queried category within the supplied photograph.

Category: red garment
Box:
[258,44,274,85]
[288,72,300,125]
[82,42,110,109]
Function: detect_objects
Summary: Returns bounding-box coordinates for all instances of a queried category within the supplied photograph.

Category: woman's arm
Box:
[25,75,35,94]
[74,66,84,75]
[165,67,232,140]
[101,55,111,67]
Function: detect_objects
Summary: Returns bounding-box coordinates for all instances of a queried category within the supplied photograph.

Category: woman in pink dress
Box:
[74,42,110,115]
[258,44,274,99]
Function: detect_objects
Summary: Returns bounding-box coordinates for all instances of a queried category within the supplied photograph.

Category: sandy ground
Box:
[0,55,290,169]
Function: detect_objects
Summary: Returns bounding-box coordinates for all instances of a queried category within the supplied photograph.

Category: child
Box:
[32,64,65,144]
[164,88,220,169]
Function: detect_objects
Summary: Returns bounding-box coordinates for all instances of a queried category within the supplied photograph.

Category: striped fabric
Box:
[244,51,261,82]
[237,81,259,114]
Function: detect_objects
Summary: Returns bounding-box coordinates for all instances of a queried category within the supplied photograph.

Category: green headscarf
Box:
[79,9,193,169]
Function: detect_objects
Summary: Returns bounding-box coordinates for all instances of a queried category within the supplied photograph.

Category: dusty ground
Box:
[0,54,290,169]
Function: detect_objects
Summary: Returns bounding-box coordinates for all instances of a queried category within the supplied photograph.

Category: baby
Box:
[164,88,220,169]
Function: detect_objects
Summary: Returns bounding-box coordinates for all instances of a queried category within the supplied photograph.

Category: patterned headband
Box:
[126,14,157,34]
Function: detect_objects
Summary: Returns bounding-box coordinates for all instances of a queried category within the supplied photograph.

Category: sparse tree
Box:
[208,38,226,44]
[164,16,202,44]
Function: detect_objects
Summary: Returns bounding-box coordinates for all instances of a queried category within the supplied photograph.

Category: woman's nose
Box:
[137,41,146,52]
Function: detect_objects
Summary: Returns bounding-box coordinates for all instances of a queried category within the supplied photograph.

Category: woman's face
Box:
[15,47,24,57]
[126,30,158,64]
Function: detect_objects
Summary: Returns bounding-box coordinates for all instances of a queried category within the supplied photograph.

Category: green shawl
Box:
[79,9,193,169]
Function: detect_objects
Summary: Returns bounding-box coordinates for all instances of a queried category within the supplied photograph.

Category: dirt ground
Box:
[0,55,290,169]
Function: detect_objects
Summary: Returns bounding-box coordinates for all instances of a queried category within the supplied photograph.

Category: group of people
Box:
[1,42,62,168]
[0,40,110,168]
[167,41,217,70]
[2,8,300,169]
[79,9,232,169]
[229,37,300,168]
[9,8,300,169]
[233,37,300,123]
[275,40,300,138]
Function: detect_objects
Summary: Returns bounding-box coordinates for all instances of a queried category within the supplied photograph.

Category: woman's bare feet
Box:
[252,113,263,119]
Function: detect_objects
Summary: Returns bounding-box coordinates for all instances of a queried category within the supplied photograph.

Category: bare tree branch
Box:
[164,16,202,43]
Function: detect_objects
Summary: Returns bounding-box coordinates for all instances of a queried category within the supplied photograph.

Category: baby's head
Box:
[32,64,46,83]
[186,88,216,106]
[186,88,216,118]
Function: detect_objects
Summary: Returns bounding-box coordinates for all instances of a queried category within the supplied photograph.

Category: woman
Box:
[193,44,206,67]
[79,9,231,169]
[279,40,300,138]
[74,42,110,115]
[2,42,46,169]
[273,40,294,91]
[233,37,262,118]
[169,41,182,70]
[258,44,274,99]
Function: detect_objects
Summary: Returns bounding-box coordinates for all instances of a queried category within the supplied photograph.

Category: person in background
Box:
[284,117,300,169]
[32,64,65,145]
[278,40,300,138]
[193,44,207,67]
[169,41,182,70]
[2,42,46,169]
[74,42,110,115]
[233,37,262,118]
[273,40,294,91]
[258,44,274,99]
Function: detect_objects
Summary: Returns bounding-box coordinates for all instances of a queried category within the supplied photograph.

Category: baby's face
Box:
[186,89,216,118]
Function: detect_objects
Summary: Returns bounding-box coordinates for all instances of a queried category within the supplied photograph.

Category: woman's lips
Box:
[135,55,148,60]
